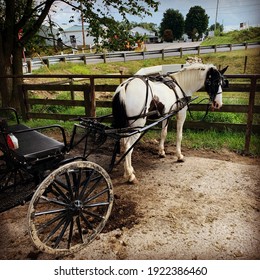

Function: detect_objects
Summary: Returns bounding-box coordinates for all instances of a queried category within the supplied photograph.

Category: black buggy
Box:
[0,101,191,255]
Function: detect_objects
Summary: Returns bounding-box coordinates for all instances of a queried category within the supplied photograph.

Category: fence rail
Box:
[23,42,260,73]
[16,73,260,154]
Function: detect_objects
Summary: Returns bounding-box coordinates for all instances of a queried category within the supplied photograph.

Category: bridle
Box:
[188,68,228,121]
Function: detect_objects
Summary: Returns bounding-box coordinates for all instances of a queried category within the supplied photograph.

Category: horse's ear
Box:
[220,66,228,74]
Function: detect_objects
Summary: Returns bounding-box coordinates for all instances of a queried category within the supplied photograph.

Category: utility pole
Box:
[214,0,219,35]
[80,2,86,49]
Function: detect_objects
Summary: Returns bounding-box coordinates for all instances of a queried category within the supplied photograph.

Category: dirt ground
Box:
[0,141,259,260]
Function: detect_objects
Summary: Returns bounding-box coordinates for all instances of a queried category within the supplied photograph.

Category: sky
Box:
[51,0,260,31]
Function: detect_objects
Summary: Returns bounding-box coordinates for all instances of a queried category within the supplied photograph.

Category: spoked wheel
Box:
[0,157,36,213]
[28,161,113,255]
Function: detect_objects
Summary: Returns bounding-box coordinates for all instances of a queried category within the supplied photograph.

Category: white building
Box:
[61,25,96,49]
[130,26,158,43]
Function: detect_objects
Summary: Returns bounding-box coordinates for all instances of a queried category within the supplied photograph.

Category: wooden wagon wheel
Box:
[27,160,113,255]
[0,155,36,212]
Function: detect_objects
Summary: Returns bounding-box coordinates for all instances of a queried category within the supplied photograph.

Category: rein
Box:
[187,98,211,122]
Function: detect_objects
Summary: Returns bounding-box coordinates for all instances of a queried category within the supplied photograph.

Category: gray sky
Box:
[52,0,260,31]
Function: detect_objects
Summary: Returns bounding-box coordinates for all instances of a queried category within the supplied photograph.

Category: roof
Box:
[130,26,156,36]
[64,25,86,32]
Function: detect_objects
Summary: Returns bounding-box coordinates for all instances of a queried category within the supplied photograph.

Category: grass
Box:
[201,27,260,45]
[25,47,260,156]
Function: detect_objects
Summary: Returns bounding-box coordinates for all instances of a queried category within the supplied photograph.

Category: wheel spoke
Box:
[84,187,109,204]
[36,211,67,234]
[83,209,104,220]
[82,174,104,199]
[76,216,84,243]
[85,202,110,208]
[35,208,67,217]
[80,212,93,230]
[78,169,95,200]
[51,181,71,203]
[54,216,72,248]
[43,215,68,244]
[37,195,69,207]
[64,172,74,200]
[67,218,74,249]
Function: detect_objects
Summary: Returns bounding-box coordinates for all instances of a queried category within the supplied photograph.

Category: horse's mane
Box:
[170,63,216,94]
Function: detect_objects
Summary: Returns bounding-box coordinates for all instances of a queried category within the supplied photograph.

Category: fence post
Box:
[244,56,248,73]
[69,78,75,100]
[179,47,183,58]
[197,46,200,56]
[83,55,87,64]
[60,56,66,63]
[214,45,217,53]
[123,52,127,62]
[43,58,50,68]
[245,42,248,50]
[229,44,232,51]
[27,60,32,73]
[18,84,29,121]
[84,77,96,117]
[161,49,165,60]
[244,76,257,154]
[103,53,107,63]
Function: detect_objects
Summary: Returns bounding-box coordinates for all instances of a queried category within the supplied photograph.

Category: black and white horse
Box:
[112,63,228,183]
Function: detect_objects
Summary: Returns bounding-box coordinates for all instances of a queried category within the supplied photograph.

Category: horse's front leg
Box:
[158,120,168,157]
[176,108,187,162]
[123,135,138,184]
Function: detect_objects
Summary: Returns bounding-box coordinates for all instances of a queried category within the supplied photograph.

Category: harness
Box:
[125,75,191,124]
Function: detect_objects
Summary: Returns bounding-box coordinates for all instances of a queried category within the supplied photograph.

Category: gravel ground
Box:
[0,143,259,260]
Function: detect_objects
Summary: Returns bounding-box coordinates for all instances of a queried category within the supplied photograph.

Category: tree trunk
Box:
[11,46,24,111]
[0,43,23,111]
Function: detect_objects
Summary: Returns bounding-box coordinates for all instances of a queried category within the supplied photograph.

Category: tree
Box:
[185,6,209,41]
[0,0,159,111]
[208,22,224,35]
[163,29,174,42]
[160,9,184,41]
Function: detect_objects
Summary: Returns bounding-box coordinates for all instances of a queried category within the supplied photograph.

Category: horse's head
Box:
[205,66,229,109]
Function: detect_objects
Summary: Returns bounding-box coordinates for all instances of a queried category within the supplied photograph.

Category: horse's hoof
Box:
[177,158,185,163]
[159,153,166,158]
[128,178,139,185]
[128,174,138,184]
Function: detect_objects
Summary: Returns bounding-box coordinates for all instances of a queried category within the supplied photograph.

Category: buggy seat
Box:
[0,108,67,163]
[8,124,66,161]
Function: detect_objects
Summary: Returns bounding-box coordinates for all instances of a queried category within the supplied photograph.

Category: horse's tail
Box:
[112,86,129,128]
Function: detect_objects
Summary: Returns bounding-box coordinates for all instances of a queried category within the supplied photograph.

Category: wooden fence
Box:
[17,74,260,153]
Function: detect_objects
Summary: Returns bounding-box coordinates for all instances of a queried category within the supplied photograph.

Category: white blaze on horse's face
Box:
[205,66,228,110]
[213,86,223,109]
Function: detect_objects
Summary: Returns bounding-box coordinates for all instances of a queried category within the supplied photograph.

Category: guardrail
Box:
[16,74,260,154]
[23,42,260,73]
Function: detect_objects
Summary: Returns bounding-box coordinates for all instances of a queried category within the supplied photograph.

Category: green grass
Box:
[145,129,260,155]
[201,27,260,45]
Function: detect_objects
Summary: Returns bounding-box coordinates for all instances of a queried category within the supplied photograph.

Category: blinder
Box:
[205,67,229,102]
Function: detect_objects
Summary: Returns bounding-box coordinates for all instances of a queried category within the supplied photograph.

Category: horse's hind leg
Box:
[176,108,187,162]
[158,120,168,157]
[123,135,138,184]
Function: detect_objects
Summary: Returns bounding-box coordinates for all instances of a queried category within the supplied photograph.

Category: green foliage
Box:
[185,6,209,40]
[160,9,184,40]
[163,29,174,42]
[202,27,260,45]
[208,22,224,33]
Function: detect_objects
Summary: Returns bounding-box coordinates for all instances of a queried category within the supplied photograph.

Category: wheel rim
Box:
[28,161,113,254]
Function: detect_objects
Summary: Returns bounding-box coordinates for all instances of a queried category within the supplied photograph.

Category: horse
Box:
[112,63,228,183]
